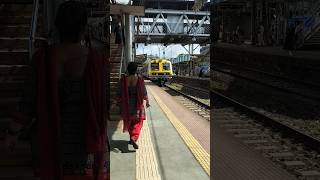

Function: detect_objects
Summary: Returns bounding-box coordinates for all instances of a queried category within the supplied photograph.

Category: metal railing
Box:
[29,0,40,61]
[289,1,320,48]
[119,47,124,78]
[303,0,320,40]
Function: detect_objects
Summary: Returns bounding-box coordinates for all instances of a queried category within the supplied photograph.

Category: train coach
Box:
[142,59,173,86]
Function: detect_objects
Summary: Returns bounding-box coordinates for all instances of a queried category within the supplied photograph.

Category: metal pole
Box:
[251,0,257,44]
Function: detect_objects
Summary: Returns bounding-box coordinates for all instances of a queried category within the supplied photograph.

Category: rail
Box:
[211,90,320,153]
[165,84,210,109]
[29,0,40,61]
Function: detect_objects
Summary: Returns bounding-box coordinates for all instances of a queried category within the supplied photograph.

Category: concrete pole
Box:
[131,15,135,62]
[124,14,133,63]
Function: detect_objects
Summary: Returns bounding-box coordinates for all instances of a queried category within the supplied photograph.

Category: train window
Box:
[151,63,159,71]
[163,63,170,70]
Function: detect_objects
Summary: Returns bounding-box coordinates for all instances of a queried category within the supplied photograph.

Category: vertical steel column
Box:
[251,0,257,44]
[47,0,60,44]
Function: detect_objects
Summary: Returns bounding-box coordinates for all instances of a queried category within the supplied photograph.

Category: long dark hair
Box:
[127,62,138,75]
[55,1,88,43]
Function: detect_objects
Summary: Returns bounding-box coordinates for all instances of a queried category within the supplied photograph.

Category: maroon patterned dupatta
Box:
[12,47,108,180]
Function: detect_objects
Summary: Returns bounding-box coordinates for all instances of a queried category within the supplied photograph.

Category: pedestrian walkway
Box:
[109,82,210,180]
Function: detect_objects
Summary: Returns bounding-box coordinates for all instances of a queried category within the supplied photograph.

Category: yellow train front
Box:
[143,59,173,85]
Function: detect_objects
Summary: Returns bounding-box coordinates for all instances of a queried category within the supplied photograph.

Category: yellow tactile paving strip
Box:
[136,115,162,180]
[148,87,210,176]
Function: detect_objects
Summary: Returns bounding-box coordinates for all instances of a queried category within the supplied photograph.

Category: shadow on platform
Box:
[110,139,136,153]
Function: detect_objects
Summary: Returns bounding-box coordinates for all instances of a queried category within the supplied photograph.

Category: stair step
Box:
[110,62,120,64]
[110,74,120,78]
[0,16,31,25]
[0,25,29,37]
[0,65,31,81]
[0,37,46,50]
[0,81,24,97]
[111,69,120,73]
[0,50,28,65]
[0,167,35,180]
[0,154,32,167]
[0,25,44,37]
[0,37,28,49]
[0,4,34,16]
[110,77,119,81]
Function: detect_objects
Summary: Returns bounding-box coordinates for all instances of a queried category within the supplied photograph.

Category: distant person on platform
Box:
[115,62,150,149]
[113,15,125,47]
[235,25,240,43]
[294,21,304,49]
[218,24,223,42]
[257,24,265,46]
[199,68,204,78]
[283,23,296,55]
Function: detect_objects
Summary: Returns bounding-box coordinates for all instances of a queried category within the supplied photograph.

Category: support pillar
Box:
[251,0,257,44]
[124,14,133,63]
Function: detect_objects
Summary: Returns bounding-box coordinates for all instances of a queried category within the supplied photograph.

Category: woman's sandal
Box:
[130,139,139,149]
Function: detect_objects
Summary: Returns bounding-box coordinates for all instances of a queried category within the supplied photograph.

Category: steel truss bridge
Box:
[134,9,211,45]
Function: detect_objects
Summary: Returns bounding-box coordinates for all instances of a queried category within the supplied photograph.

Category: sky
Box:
[135,43,201,59]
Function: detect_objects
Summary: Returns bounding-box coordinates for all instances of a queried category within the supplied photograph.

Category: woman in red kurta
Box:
[118,62,150,149]
[4,1,109,180]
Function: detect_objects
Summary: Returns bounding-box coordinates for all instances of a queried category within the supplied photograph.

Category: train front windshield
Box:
[151,63,159,71]
[163,63,170,71]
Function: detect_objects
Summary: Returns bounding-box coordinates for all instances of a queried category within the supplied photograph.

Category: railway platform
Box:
[109,81,298,180]
[109,81,210,180]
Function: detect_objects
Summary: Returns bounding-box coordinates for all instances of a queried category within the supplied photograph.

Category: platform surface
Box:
[110,81,299,180]
[109,82,209,180]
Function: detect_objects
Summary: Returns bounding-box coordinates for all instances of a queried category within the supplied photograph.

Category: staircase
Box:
[299,1,320,49]
[0,1,44,179]
[109,34,123,121]
[302,22,320,48]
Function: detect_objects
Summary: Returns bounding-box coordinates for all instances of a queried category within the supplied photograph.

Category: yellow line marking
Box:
[136,115,162,180]
[148,87,210,176]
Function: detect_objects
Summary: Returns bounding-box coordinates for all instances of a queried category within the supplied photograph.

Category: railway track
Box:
[213,60,320,88]
[212,64,320,101]
[162,83,210,121]
[212,90,320,180]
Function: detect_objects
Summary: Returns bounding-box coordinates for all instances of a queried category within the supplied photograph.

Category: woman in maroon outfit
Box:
[117,62,150,149]
[4,1,109,180]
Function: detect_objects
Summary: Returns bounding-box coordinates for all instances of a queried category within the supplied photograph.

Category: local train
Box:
[141,59,173,85]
